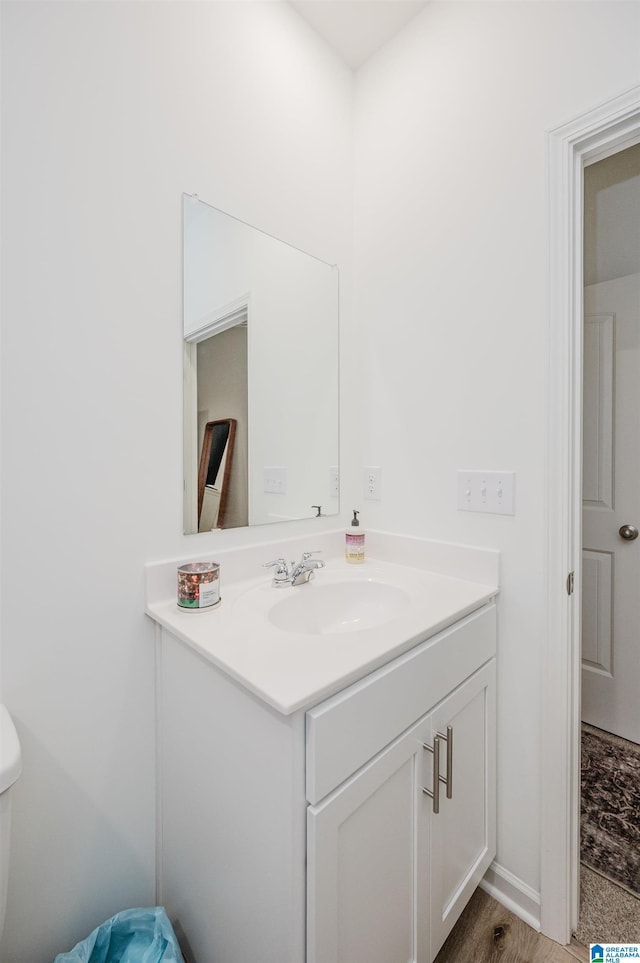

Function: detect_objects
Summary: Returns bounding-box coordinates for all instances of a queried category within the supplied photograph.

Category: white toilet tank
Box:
[0,705,22,941]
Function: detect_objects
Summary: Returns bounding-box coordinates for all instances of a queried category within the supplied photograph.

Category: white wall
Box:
[0,3,353,960]
[353,0,640,906]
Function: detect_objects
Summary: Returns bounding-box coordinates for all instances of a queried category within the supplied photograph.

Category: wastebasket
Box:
[53,907,183,963]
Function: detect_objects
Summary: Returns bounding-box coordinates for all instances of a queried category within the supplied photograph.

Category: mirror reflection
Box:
[183,194,339,535]
[198,419,237,532]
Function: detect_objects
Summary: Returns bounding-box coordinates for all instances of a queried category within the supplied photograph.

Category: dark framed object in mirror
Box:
[197,419,237,531]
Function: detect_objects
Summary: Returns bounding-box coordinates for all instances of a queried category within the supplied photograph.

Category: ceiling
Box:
[289,1,429,69]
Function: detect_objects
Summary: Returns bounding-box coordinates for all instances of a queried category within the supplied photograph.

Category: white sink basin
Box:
[230,561,436,641]
[268,579,410,635]
[146,536,499,714]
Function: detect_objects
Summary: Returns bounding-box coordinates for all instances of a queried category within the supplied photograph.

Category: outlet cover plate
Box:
[363,466,382,500]
[329,466,339,498]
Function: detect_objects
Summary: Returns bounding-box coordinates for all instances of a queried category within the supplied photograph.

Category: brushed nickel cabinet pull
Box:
[421,736,441,814]
[422,736,440,813]
[437,726,454,799]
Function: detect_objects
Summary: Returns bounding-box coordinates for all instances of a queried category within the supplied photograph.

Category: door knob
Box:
[619,524,639,541]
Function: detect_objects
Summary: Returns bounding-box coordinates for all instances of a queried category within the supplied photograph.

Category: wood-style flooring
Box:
[434,888,589,963]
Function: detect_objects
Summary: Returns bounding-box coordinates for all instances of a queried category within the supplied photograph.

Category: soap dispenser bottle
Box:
[345,509,365,564]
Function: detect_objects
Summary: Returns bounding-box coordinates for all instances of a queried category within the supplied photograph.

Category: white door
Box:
[582,273,640,742]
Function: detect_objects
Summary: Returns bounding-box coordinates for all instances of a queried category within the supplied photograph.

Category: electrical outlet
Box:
[329,466,339,498]
[263,467,287,494]
[456,470,515,515]
[364,466,382,500]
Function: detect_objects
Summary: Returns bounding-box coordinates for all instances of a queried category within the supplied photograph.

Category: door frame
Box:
[543,84,640,944]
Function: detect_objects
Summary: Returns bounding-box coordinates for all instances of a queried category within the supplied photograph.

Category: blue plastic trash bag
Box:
[53,907,182,963]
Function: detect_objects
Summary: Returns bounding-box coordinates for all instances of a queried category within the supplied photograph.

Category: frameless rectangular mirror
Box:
[183,194,339,535]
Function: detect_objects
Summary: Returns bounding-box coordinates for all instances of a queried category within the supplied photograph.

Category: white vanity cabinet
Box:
[305,606,496,963]
[156,600,496,963]
[307,662,495,963]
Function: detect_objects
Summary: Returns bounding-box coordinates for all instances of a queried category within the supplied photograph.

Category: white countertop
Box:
[145,531,499,715]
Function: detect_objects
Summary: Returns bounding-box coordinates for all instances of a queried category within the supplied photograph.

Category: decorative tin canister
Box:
[177,562,220,610]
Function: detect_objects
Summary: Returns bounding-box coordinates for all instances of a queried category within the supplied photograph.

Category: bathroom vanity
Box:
[146,532,498,963]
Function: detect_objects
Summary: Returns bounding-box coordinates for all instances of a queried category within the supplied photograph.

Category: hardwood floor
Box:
[434,888,589,963]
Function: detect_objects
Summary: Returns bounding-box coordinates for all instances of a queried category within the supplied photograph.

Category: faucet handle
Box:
[301,551,322,561]
[263,558,291,585]
[263,557,289,574]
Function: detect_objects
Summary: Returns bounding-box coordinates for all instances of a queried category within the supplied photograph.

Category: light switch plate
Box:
[457,470,516,515]
[264,467,287,494]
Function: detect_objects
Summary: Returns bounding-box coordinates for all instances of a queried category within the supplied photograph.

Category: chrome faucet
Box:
[263,551,325,587]
[290,551,325,585]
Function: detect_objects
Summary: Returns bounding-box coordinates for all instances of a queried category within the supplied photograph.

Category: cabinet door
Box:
[428,660,496,959]
[307,716,431,963]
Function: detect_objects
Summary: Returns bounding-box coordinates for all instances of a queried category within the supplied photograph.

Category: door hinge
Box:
[566,571,574,596]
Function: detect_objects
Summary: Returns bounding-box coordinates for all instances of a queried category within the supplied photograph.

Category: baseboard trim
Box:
[480,861,542,932]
